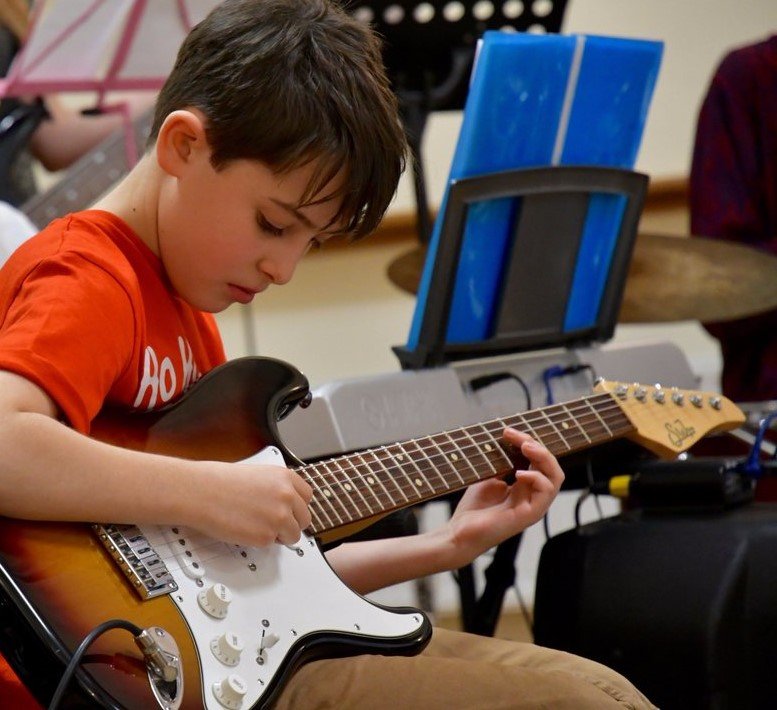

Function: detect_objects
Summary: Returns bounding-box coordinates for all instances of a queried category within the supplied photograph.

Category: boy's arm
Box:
[326,429,564,595]
[0,370,313,547]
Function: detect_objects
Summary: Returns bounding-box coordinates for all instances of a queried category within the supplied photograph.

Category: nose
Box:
[259,239,308,285]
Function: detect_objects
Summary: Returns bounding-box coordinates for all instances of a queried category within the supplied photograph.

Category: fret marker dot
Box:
[415,478,424,487]
[450,453,459,462]
[397,454,404,461]
[484,444,493,451]
[344,483,352,492]
[323,489,332,498]
[367,476,375,485]
[561,422,570,430]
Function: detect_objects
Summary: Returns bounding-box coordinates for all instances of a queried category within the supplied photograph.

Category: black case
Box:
[534,504,777,709]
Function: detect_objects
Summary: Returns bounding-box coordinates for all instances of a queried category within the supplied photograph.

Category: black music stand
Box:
[345,1,569,243]
[394,164,648,636]
[394,165,649,369]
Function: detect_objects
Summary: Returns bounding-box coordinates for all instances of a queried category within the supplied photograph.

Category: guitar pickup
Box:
[161,526,207,581]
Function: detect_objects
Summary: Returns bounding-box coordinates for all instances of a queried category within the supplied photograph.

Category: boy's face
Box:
[157,152,345,313]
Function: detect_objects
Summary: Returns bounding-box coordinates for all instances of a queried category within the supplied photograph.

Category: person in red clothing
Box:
[0,1,655,708]
[690,34,777,402]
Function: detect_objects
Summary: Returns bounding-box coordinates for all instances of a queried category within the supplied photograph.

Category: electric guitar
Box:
[0,357,745,709]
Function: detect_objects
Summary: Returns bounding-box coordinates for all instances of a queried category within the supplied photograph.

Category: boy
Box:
[0,1,655,707]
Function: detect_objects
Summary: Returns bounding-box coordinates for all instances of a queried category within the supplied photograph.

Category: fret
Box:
[402,438,451,491]
[304,476,336,530]
[321,459,367,521]
[420,434,467,487]
[440,431,481,483]
[586,397,614,440]
[459,426,498,478]
[315,460,354,524]
[307,463,346,526]
[471,422,513,472]
[510,413,543,444]
[539,409,572,451]
[364,449,409,503]
[526,405,582,455]
[597,395,634,435]
[331,457,376,517]
[393,441,439,497]
[307,501,327,532]
[373,445,418,501]
[560,402,591,444]
[343,454,386,512]
[379,444,432,501]
[353,452,399,510]
[569,401,608,444]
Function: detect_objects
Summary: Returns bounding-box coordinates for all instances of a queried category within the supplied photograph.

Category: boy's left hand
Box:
[444,428,564,566]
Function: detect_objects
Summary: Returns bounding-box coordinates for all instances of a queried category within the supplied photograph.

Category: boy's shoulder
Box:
[4,209,150,283]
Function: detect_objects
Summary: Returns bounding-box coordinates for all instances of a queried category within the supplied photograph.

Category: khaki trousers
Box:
[274,626,658,709]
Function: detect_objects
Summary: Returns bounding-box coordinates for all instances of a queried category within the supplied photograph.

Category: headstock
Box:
[594,380,745,458]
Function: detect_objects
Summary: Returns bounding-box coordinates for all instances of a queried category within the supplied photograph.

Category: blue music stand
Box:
[395,30,663,369]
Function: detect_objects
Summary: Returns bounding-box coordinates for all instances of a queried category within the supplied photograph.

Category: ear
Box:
[155,109,209,178]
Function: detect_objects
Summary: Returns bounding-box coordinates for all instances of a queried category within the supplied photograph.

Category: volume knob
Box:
[213,673,247,709]
[198,582,232,619]
[211,631,244,666]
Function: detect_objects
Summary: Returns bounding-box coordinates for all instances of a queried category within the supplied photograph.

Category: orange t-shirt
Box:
[0,210,226,701]
[0,210,226,433]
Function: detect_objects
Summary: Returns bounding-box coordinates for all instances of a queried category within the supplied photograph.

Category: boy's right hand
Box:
[185,461,313,548]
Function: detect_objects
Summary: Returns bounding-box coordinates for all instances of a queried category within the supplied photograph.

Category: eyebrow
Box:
[269,198,316,230]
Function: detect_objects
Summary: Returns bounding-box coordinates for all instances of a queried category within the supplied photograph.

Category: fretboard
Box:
[297,390,634,536]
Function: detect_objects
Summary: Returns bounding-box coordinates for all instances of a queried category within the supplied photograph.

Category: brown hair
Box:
[151,0,407,238]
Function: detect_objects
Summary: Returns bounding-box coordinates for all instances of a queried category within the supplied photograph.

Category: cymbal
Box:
[620,234,777,322]
[387,234,777,323]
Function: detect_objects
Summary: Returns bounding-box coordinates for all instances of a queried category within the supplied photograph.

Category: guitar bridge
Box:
[93,524,178,600]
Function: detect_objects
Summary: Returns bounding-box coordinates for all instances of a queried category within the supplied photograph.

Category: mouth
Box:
[228,284,260,305]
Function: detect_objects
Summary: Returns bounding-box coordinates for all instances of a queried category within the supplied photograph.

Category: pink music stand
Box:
[0,0,219,164]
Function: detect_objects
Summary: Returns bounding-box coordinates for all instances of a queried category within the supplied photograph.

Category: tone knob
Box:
[198,582,232,619]
[211,631,244,666]
[212,673,247,709]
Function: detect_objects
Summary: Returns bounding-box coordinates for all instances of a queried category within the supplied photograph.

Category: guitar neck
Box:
[299,391,633,537]
[22,109,154,229]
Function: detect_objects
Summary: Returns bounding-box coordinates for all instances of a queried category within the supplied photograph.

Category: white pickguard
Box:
[137,446,427,710]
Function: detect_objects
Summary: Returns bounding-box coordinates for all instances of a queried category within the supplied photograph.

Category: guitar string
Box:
[299,394,632,506]
[110,392,704,572]
[298,393,703,529]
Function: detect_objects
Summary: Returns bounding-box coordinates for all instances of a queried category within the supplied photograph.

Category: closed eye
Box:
[258,213,284,237]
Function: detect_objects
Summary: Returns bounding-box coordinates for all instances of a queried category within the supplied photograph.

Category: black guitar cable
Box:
[48,618,177,710]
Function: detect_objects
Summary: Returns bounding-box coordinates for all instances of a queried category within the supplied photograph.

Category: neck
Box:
[92,153,162,256]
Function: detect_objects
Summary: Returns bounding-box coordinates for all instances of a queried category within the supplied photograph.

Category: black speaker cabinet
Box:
[534,504,777,709]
